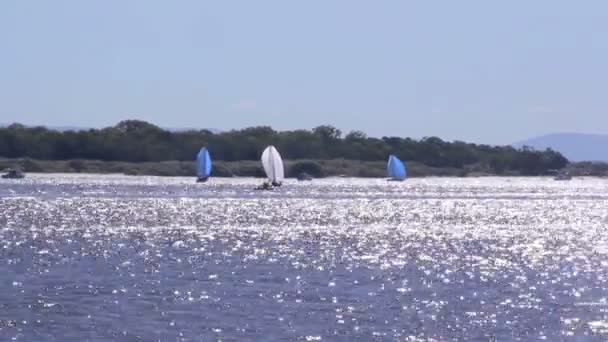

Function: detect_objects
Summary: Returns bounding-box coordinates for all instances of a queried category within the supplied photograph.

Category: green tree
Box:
[0,120,570,175]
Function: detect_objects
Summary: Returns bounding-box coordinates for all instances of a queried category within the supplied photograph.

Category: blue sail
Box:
[387,155,407,180]
[196,148,212,179]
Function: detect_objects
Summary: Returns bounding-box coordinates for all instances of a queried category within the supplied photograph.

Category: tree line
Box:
[0,120,568,175]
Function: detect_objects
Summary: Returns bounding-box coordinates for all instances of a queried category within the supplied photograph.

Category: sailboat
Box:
[387,155,407,181]
[196,147,212,182]
[1,167,24,179]
[554,171,572,181]
[257,145,284,190]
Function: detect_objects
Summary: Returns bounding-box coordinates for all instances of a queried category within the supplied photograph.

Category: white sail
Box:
[261,145,284,183]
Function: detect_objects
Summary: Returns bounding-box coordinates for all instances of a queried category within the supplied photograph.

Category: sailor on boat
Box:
[255,181,273,190]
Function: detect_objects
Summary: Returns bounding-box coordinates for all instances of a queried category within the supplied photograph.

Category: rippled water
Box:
[1,174,608,341]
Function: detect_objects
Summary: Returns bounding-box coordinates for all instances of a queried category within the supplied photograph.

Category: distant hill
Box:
[514,133,608,162]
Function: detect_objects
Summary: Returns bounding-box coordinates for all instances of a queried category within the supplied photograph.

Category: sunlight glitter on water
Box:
[0,174,607,340]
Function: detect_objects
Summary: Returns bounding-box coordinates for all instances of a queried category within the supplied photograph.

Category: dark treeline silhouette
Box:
[0,120,568,175]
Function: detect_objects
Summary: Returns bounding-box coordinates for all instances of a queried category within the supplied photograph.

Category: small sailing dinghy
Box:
[196,147,212,182]
[1,167,24,179]
[296,172,313,181]
[256,145,284,190]
[387,155,407,181]
[554,171,572,181]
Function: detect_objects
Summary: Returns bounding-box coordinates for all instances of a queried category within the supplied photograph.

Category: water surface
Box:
[1,174,607,341]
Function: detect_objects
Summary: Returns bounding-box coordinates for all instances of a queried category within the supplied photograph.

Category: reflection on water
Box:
[1,174,607,341]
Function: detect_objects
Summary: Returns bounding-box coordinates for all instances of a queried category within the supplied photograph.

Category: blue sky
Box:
[1,1,606,144]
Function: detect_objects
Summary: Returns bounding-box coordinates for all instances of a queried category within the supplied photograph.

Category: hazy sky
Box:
[1,1,606,144]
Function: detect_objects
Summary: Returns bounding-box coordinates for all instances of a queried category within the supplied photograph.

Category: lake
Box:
[1,174,607,341]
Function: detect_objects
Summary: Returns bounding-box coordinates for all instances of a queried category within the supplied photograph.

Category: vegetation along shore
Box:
[0,120,580,178]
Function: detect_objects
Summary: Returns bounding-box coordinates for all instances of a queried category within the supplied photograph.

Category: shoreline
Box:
[0,158,503,178]
[0,158,601,178]
[7,173,605,181]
